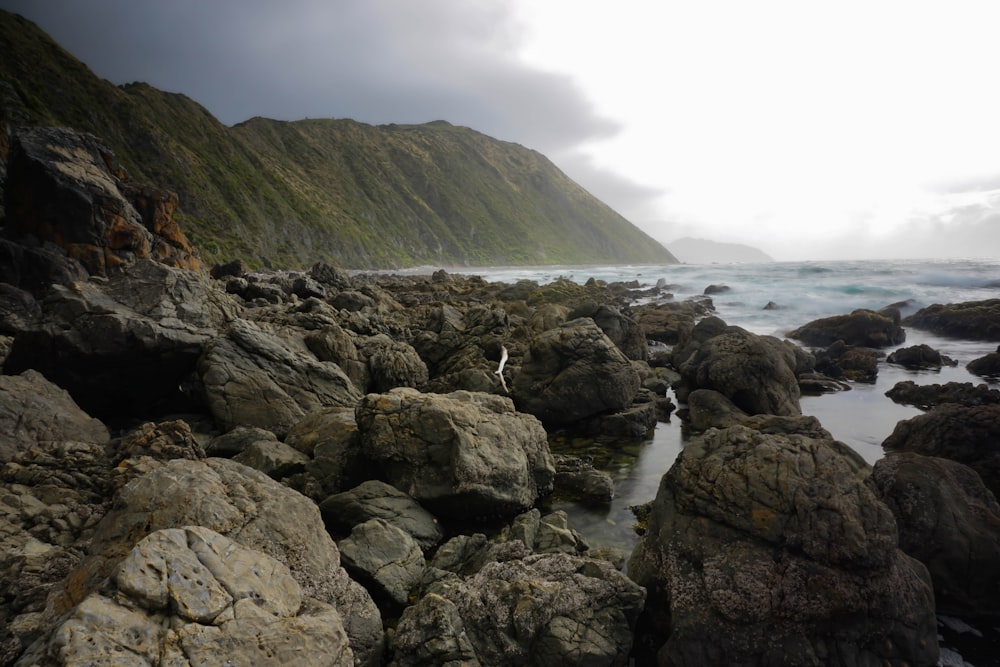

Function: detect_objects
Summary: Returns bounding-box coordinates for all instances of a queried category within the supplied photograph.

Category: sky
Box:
[4,0,1000,261]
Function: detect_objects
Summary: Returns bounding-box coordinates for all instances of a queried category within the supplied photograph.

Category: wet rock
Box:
[552,455,614,505]
[512,317,640,426]
[628,425,938,666]
[813,339,880,383]
[198,318,362,438]
[17,526,353,667]
[903,299,1000,341]
[356,389,553,519]
[870,452,1000,620]
[671,317,801,416]
[887,343,957,369]
[703,284,730,295]
[787,308,906,348]
[967,345,1000,379]
[319,480,442,551]
[882,402,1000,498]
[885,380,1000,410]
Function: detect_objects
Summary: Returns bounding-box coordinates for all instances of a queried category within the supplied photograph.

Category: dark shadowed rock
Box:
[887,343,957,369]
[787,308,906,348]
[885,380,1000,411]
[512,317,640,426]
[967,345,1000,379]
[903,299,1000,341]
[628,425,938,667]
[683,388,831,439]
[671,317,801,416]
[882,402,1000,498]
[0,239,89,298]
[552,455,614,506]
[870,452,1000,620]
[812,340,880,383]
[357,389,553,519]
[319,480,443,551]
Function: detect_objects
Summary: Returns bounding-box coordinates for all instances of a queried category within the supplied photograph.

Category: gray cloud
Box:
[1,0,618,157]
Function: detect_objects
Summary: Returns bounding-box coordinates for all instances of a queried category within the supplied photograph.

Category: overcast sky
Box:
[5,0,1000,261]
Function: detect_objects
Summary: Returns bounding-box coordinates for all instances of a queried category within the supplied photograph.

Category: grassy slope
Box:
[0,11,678,269]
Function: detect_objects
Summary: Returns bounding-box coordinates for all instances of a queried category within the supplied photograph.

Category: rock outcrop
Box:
[628,425,938,666]
[903,299,1000,341]
[787,308,906,348]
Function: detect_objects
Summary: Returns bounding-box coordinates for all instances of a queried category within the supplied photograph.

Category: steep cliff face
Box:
[0,10,678,270]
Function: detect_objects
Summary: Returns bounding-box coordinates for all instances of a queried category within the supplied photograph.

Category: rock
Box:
[967,345,1000,379]
[338,518,426,607]
[4,126,199,276]
[356,389,554,519]
[305,324,370,391]
[205,425,280,457]
[17,526,353,667]
[0,284,38,336]
[882,403,1000,498]
[812,340,880,383]
[568,302,648,360]
[870,452,1000,620]
[703,284,730,295]
[797,371,851,394]
[628,425,938,666]
[0,238,90,298]
[631,300,710,345]
[533,510,590,555]
[903,299,1000,341]
[233,438,311,479]
[392,553,645,667]
[512,317,640,426]
[198,318,362,438]
[671,317,801,416]
[210,258,247,279]
[285,407,366,499]
[552,455,614,505]
[887,343,957,369]
[885,380,1000,410]
[4,259,238,419]
[319,480,443,551]
[115,419,205,463]
[787,308,906,348]
[359,334,429,392]
[684,389,832,438]
[52,457,383,667]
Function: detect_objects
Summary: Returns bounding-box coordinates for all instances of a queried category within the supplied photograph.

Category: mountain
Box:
[0,11,678,270]
[667,237,773,264]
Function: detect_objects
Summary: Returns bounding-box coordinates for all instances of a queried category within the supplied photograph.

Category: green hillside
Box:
[0,10,678,270]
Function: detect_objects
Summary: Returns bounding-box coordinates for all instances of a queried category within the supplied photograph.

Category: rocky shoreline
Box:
[2,126,1000,666]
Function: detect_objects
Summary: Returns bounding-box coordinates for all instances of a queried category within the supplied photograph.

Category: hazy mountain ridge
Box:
[0,11,678,269]
[668,237,773,264]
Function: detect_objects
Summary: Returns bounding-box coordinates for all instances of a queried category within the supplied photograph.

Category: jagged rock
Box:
[903,299,1000,341]
[285,406,367,499]
[533,510,590,555]
[885,380,1000,410]
[887,343,957,369]
[17,526,352,667]
[115,419,205,463]
[48,457,383,667]
[967,345,1000,379]
[568,302,647,361]
[787,308,906,348]
[198,318,362,438]
[512,317,640,426]
[392,553,645,667]
[812,340,880,383]
[338,518,426,607]
[628,425,938,666]
[882,403,1000,498]
[0,284,40,338]
[671,317,801,416]
[631,300,712,345]
[305,324,370,391]
[870,452,1000,620]
[358,334,429,392]
[4,259,239,419]
[4,126,199,276]
[356,389,554,519]
[0,239,90,298]
[310,261,352,290]
[552,455,614,505]
[319,480,443,551]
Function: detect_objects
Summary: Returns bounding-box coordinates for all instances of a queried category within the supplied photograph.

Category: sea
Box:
[450,257,1000,666]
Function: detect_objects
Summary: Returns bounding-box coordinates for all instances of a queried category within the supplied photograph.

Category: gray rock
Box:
[568,302,648,361]
[512,317,640,426]
[115,419,205,463]
[871,452,1000,619]
[233,438,311,479]
[360,334,429,392]
[319,480,443,551]
[206,425,281,457]
[338,519,426,606]
[787,308,906,348]
[553,455,614,505]
[286,407,367,499]
[393,553,645,667]
[628,425,938,666]
[17,526,353,667]
[357,389,554,519]
[199,318,362,438]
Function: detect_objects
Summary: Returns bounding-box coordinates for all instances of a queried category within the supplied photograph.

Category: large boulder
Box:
[882,403,1000,498]
[512,317,641,425]
[870,452,1000,620]
[787,308,906,348]
[886,343,957,369]
[903,299,1000,341]
[4,126,199,276]
[967,345,1000,379]
[199,318,362,438]
[16,526,353,667]
[319,480,443,551]
[628,425,938,666]
[47,457,383,667]
[3,259,238,419]
[356,389,554,519]
[671,317,801,416]
[392,553,645,667]
[338,518,426,608]
[568,302,648,360]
